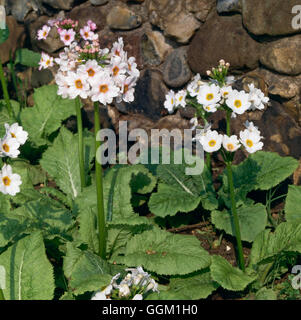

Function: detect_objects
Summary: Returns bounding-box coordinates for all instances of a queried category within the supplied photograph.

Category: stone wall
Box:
[2,0,301,170]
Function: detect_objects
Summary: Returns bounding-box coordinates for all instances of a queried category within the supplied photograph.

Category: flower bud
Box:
[206,70,212,76]
[219,59,225,66]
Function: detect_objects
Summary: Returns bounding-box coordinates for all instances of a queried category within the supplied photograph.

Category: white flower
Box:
[240,128,263,153]
[80,26,94,41]
[65,71,90,99]
[248,83,269,111]
[78,60,102,84]
[91,289,111,300]
[118,284,131,298]
[197,130,223,153]
[222,135,241,152]
[38,52,54,70]
[220,86,233,99]
[203,104,218,113]
[197,84,221,106]
[225,76,235,85]
[60,29,76,46]
[110,56,127,82]
[190,117,198,130]
[226,90,251,115]
[37,25,51,40]
[127,56,140,78]
[111,37,125,60]
[117,76,137,103]
[0,164,22,196]
[146,279,159,293]
[164,90,176,113]
[90,71,120,104]
[175,90,187,108]
[4,123,28,145]
[187,74,203,97]
[55,72,70,99]
[0,136,20,158]
[132,294,143,300]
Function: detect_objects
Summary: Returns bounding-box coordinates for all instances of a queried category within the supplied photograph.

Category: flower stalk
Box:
[0,57,14,119]
[75,97,86,190]
[94,102,106,259]
[0,288,4,300]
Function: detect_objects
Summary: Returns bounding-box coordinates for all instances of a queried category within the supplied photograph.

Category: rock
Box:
[115,69,168,120]
[260,36,301,76]
[90,0,109,5]
[162,47,192,88]
[31,69,54,88]
[188,13,261,75]
[5,0,42,22]
[242,0,301,36]
[141,31,172,66]
[147,0,201,44]
[217,0,241,13]
[29,15,64,53]
[41,0,74,10]
[185,0,215,22]
[0,16,25,64]
[107,6,142,30]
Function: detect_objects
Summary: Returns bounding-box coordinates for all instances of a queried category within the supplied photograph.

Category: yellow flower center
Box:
[84,32,89,38]
[2,143,9,153]
[171,98,174,105]
[75,80,83,89]
[179,96,183,101]
[43,31,47,37]
[234,99,242,108]
[209,140,216,147]
[99,84,109,93]
[124,84,129,94]
[87,68,95,77]
[46,59,51,66]
[2,176,11,186]
[223,92,229,97]
[11,133,16,138]
[65,34,70,41]
[246,139,253,147]
[205,106,211,111]
[206,93,214,101]
[112,66,119,76]
[227,143,234,151]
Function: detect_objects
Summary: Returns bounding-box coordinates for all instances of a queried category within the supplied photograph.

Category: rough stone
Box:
[115,69,168,120]
[185,0,215,22]
[31,69,54,88]
[147,0,201,44]
[141,31,172,66]
[107,6,142,30]
[5,0,42,22]
[217,0,241,13]
[41,0,74,10]
[89,0,109,5]
[188,13,261,75]
[260,36,301,76]
[162,47,192,88]
[0,16,26,64]
[242,0,301,36]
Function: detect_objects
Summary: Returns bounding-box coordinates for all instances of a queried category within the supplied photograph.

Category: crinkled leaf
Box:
[0,232,55,300]
[0,100,21,137]
[20,85,76,146]
[254,287,277,300]
[211,203,267,242]
[285,185,301,224]
[15,48,41,67]
[210,255,256,291]
[123,227,211,275]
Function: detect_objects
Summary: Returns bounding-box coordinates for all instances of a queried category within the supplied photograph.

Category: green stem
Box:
[0,288,4,300]
[226,109,231,136]
[206,152,211,170]
[94,102,106,259]
[227,162,245,271]
[75,97,86,190]
[0,57,14,119]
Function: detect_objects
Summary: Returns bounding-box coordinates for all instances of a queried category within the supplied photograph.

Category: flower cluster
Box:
[164,60,269,155]
[91,266,159,300]
[37,19,140,105]
[0,123,28,196]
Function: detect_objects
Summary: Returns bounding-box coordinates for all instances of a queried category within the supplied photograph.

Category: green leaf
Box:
[0,24,9,45]
[210,255,256,291]
[122,227,211,275]
[63,243,112,295]
[148,270,219,300]
[0,232,55,300]
[285,185,301,224]
[40,127,81,199]
[211,203,267,242]
[0,100,21,137]
[15,48,41,67]
[149,163,217,217]
[20,85,76,146]
[254,287,277,300]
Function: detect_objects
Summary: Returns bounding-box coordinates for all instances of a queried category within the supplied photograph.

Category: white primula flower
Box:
[91,289,111,300]
[240,128,263,153]
[55,72,70,99]
[110,56,127,82]
[197,129,223,153]
[190,117,198,130]
[117,76,137,103]
[0,164,22,196]
[0,136,20,158]
[220,86,233,99]
[197,84,221,106]
[222,135,241,152]
[90,71,120,104]
[248,83,269,111]
[37,25,51,40]
[60,29,76,46]
[118,284,131,298]
[132,294,143,300]
[38,52,54,70]
[4,123,28,145]
[164,90,176,113]
[66,71,90,99]
[78,60,102,84]
[146,279,159,293]
[226,90,251,115]
[203,104,218,113]
[187,74,203,97]
[80,26,94,41]
[111,37,125,60]
[127,56,140,78]
[175,90,187,107]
